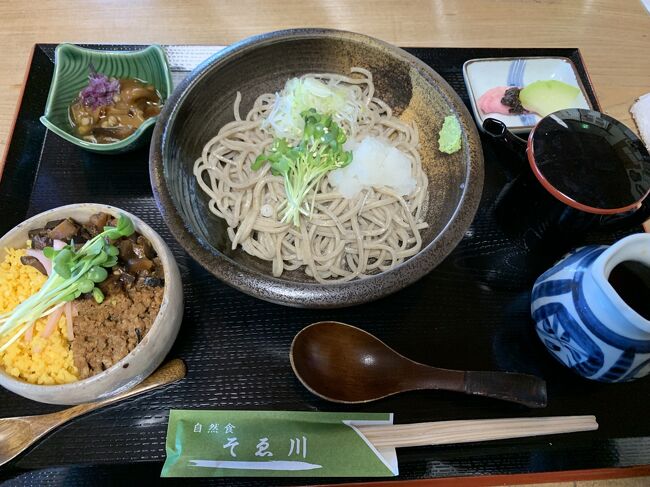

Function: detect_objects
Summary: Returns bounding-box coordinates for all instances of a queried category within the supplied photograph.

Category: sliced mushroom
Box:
[92,126,136,141]
[127,257,154,274]
[118,239,136,261]
[20,256,47,275]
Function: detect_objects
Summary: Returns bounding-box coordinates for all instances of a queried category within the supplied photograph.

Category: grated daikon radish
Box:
[328,136,416,198]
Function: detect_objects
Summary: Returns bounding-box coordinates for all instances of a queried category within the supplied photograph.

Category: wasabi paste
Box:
[438,115,462,154]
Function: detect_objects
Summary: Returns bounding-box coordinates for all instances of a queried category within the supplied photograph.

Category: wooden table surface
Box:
[0,0,649,485]
[0,0,649,162]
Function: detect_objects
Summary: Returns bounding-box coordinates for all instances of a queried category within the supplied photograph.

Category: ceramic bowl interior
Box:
[0,204,183,405]
[40,44,173,154]
[151,29,483,308]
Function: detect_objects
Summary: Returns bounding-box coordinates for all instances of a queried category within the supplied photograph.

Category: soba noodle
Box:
[193,67,429,283]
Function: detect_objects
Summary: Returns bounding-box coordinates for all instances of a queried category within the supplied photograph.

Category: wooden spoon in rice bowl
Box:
[0,203,183,405]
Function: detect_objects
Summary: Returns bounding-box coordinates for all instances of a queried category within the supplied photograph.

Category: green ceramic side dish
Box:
[40,44,173,154]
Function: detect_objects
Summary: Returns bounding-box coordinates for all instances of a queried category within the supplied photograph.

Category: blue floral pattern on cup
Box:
[531,234,650,382]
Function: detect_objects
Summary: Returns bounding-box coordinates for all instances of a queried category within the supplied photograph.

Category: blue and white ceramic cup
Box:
[531,233,650,382]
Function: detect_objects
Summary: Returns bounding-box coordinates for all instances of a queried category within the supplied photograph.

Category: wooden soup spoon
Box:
[290,322,547,408]
[0,359,186,468]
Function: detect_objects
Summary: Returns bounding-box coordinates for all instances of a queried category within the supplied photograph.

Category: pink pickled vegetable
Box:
[65,302,74,341]
[477,86,511,115]
[24,324,34,342]
[41,305,64,340]
[53,239,66,250]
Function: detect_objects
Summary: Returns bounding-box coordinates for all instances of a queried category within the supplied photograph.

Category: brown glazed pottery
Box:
[149,28,484,308]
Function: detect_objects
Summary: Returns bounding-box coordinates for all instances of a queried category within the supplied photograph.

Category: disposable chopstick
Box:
[356,415,598,448]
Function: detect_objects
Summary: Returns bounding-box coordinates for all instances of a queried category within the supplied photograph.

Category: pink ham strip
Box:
[65,302,74,341]
[41,305,64,340]
[23,244,59,342]
[23,241,74,344]
[25,249,51,275]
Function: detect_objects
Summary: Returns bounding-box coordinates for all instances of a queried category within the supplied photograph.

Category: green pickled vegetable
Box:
[253,108,353,227]
[519,80,580,117]
[438,115,462,154]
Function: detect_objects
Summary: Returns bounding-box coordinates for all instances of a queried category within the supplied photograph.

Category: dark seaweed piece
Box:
[139,276,164,287]
[501,87,527,114]
[20,255,47,275]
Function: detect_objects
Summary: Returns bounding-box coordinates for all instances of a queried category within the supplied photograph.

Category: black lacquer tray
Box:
[0,45,647,486]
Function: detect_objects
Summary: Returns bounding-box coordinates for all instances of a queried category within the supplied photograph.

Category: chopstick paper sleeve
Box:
[161,410,398,477]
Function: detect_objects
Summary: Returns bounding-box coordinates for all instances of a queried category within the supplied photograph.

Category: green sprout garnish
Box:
[0,214,134,351]
[252,108,352,227]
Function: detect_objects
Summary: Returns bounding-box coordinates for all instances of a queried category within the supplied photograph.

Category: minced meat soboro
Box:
[72,286,163,379]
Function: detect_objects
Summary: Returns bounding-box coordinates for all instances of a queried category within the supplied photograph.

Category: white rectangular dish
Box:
[463,56,593,134]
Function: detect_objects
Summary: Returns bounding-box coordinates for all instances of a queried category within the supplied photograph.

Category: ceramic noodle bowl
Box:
[531,233,650,382]
[150,28,484,308]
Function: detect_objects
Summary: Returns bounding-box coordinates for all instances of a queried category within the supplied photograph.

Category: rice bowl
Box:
[0,203,183,405]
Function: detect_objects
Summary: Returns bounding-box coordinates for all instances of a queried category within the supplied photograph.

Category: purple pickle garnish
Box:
[79,67,120,109]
